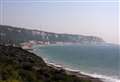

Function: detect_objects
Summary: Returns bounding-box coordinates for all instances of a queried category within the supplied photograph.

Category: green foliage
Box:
[0,79,21,82]
[0,25,104,45]
[0,45,98,82]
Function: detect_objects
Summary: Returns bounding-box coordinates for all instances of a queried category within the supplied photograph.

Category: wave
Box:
[42,57,120,82]
[63,67,120,82]
[80,72,120,82]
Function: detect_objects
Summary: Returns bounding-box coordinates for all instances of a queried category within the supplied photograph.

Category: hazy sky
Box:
[0,0,119,44]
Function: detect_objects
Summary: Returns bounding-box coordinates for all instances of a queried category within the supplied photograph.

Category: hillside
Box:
[0,25,105,45]
[0,45,102,82]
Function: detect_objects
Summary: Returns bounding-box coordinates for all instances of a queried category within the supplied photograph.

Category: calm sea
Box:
[33,44,120,82]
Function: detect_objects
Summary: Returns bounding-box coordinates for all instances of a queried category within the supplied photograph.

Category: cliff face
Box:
[0,45,102,82]
[0,25,105,45]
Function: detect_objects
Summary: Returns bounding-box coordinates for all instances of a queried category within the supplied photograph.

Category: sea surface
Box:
[32,44,120,82]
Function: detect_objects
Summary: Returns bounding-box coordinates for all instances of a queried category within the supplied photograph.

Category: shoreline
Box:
[43,58,103,82]
[41,57,120,82]
[31,45,120,82]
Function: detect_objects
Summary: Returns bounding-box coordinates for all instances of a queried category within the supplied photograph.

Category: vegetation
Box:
[0,25,103,82]
[0,45,101,82]
[0,25,104,45]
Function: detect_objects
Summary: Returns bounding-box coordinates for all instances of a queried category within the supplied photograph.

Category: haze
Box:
[0,0,119,44]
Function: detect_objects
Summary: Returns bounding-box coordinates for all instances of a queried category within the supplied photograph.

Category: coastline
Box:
[31,45,120,82]
[40,57,120,82]
[42,58,103,82]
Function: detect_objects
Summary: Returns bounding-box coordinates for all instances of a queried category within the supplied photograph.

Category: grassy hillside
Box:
[0,45,102,82]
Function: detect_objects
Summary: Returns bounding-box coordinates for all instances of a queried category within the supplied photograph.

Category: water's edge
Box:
[31,45,120,82]
[41,57,119,82]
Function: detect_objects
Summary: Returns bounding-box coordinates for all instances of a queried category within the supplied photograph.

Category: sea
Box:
[32,43,120,82]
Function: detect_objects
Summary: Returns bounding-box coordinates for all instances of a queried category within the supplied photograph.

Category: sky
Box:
[0,0,119,44]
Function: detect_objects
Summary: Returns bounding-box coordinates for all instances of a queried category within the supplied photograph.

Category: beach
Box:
[32,44,120,82]
[34,56,102,82]
[41,57,120,82]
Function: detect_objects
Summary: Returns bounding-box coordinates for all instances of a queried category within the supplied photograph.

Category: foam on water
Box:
[33,44,120,82]
[80,72,120,82]
[43,57,120,82]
